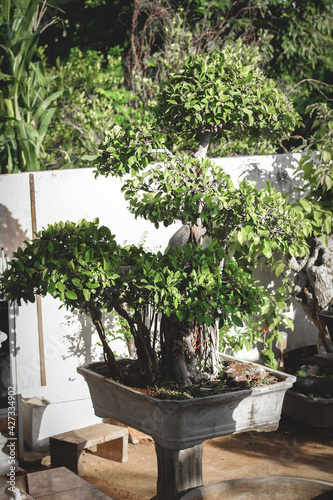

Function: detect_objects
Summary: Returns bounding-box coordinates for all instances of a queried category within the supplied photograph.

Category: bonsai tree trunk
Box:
[293,234,333,353]
[125,336,136,357]
[160,316,198,385]
[160,129,226,385]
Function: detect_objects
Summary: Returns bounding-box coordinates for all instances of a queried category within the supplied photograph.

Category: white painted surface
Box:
[0,155,318,446]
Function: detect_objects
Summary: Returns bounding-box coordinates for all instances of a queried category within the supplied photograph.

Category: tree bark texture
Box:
[160,316,198,385]
[293,234,333,353]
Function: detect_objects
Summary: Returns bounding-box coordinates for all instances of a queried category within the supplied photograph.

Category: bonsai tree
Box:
[0,51,309,386]
[291,103,333,353]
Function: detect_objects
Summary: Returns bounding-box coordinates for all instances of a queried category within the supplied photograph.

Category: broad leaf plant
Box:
[0,0,62,173]
[0,51,310,385]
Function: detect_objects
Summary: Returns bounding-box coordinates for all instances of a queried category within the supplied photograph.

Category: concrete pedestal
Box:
[156,443,203,500]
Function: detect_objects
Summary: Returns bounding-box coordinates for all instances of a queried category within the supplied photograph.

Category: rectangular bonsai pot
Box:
[77,359,295,450]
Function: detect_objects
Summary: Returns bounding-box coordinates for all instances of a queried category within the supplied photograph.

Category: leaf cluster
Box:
[0,219,265,332]
[0,219,121,310]
[156,51,301,143]
[294,103,333,245]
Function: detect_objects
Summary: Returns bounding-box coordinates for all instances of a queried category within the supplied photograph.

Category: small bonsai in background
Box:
[0,51,309,386]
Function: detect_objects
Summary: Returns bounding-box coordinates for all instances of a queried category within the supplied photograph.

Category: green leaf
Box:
[176,310,183,321]
[284,317,294,330]
[325,217,331,235]
[85,249,93,262]
[299,199,312,213]
[86,281,99,289]
[231,315,243,327]
[47,283,56,294]
[262,246,272,259]
[261,303,270,315]
[66,290,78,300]
[71,278,82,288]
[275,263,284,277]
[321,233,328,247]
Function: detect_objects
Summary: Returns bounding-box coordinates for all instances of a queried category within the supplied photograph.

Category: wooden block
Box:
[103,418,151,444]
[50,441,83,475]
[103,418,126,427]
[96,434,128,463]
[50,423,128,450]
[50,423,129,474]
[87,444,98,452]
[128,427,152,444]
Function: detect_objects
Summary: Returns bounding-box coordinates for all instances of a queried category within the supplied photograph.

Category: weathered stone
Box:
[156,443,203,500]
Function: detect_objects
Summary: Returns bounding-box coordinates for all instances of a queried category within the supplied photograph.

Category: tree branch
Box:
[219,210,233,272]
[194,130,213,160]
[147,148,176,159]
[88,302,121,379]
[287,79,333,101]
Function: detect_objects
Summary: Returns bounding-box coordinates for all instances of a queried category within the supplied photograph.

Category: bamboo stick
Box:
[29,174,46,386]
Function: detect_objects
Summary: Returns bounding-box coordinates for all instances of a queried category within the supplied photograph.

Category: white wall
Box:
[0,155,317,446]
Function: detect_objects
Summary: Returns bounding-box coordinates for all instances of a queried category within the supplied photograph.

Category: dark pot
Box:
[284,345,333,398]
[283,345,333,427]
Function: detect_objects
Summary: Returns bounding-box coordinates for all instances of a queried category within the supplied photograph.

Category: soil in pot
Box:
[90,357,283,400]
[283,345,333,399]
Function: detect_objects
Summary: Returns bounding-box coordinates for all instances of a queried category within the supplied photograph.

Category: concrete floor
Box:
[26,415,333,500]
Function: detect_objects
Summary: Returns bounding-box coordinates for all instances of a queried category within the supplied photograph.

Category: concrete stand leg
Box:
[155,442,203,500]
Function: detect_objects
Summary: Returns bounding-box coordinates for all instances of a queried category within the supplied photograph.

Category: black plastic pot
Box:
[283,345,333,427]
[284,345,333,398]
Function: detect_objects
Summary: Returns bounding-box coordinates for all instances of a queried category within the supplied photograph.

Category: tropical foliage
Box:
[0,0,61,173]
[1,0,331,172]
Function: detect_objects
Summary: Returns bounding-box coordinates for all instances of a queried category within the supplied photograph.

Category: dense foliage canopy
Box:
[0,51,313,382]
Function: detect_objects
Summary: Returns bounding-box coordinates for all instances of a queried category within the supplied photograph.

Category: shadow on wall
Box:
[61,311,103,366]
[61,310,130,368]
[240,154,304,198]
[0,203,30,257]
